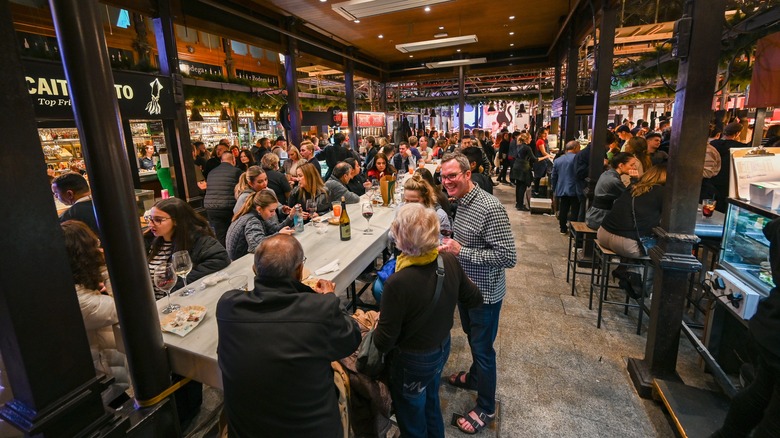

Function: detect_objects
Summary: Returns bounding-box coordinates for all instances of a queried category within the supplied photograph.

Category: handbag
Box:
[632,197,657,256]
[356,255,445,378]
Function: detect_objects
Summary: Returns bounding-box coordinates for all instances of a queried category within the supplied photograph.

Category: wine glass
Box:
[171,250,194,296]
[306,199,317,224]
[362,203,374,234]
[154,263,180,314]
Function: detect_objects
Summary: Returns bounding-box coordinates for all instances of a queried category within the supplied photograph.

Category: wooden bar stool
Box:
[566,221,598,296]
[591,240,652,335]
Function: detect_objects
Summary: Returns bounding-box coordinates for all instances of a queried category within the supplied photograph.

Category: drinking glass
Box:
[702,199,716,218]
[171,250,194,296]
[362,203,374,234]
[306,199,317,223]
[154,263,180,314]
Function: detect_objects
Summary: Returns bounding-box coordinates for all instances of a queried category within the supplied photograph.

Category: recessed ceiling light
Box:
[509,15,515,19]
[456,49,461,52]
[409,55,414,57]
[354,19,360,23]
[320,0,327,2]
[439,26,444,30]
[509,32,514,35]
[510,43,514,46]
[424,6,431,11]
[378,34,384,38]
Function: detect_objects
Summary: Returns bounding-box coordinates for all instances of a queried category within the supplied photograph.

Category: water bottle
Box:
[294,205,305,233]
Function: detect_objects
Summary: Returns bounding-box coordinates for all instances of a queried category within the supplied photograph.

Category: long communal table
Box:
[126,198,396,390]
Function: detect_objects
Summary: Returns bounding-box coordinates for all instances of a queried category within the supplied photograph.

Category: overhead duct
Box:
[396,35,478,53]
[332,0,454,20]
[425,57,487,69]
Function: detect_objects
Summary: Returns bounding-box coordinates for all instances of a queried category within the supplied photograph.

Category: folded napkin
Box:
[315,259,340,275]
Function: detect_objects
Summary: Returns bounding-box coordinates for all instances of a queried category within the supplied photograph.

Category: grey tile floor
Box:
[186,183,717,437]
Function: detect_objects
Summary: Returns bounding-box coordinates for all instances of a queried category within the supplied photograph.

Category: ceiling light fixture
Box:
[424,6,431,11]
[396,34,477,53]
[424,57,487,69]
[438,26,444,30]
[509,15,515,19]
[510,43,514,46]
[509,32,514,35]
[332,0,454,20]
[456,49,461,52]
[409,55,414,57]
[378,34,384,38]
[354,19,360,23]
[434,32,448,38]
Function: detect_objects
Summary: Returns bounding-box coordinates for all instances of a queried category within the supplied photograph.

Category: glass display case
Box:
[39,128,84,176]
[719,198,779,296]
[189,117,235,148]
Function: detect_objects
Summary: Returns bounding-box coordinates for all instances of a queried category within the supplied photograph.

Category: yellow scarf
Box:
[395,249,439,272]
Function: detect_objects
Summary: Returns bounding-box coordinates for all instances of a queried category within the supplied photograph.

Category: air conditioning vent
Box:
[332,0,454,21]
[396,35,478,53]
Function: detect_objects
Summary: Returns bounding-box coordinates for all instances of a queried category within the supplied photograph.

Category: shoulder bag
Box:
[632,196,657,256]
[356,255,445,378]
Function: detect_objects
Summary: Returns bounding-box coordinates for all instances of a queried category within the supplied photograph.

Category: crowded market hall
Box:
[2,0,780,436]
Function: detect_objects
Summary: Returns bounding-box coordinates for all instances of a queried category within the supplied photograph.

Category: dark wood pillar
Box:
[628,0,727,398]
[458,65,466,139]
[345,47,357,152]
[380,82,388,113]
[551,57,562,137]
[564,30,579,142]
[0,3,120,434]
[153,0,200,203]
[223,37,234,80]
[284,18,302,147]
[588,3,617,200]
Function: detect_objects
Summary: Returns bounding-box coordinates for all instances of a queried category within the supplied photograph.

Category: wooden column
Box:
[551,51,562,137]
[458,65,466,139]
[628,0,727,398]
[153,0,199,203]
[284,18,302,147]
[588,3,617,201]
[564,30,579,142]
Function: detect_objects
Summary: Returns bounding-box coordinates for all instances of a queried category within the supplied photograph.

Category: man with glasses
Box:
[217,235,361,437]
[438,152,516,434]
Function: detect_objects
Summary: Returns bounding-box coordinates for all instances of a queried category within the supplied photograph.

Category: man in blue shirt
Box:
[551,140,581,234]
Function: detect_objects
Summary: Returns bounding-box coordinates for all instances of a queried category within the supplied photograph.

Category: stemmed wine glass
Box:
[154,263,180,314]
[362,203,374,234]
[306,199,317,224]
[171,250,194,296]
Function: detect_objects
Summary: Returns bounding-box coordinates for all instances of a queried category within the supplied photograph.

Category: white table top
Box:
[142,198,396,389]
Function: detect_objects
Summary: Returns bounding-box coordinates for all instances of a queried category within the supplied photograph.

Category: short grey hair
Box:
[441,152,470,173]
[254,235,304,279]
[564,140,580,152]
[391,203,440,257]
[332,162,353,179]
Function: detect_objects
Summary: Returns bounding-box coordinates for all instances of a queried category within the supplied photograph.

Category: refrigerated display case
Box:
[39,127,84,176]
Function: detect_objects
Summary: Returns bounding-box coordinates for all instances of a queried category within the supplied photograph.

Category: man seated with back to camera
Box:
[52,172,100,237]
[217,235,361,438]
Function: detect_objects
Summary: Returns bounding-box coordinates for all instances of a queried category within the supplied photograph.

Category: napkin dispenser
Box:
[380,175,396,206]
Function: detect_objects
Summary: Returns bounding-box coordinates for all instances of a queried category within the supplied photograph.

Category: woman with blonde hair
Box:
[226,190,294,260]
[288,162,331,214]
[403,173,451,237]
[233,166,268,215]
[283,145,306,182]
[597,165,667,298]
[372,203,482,438]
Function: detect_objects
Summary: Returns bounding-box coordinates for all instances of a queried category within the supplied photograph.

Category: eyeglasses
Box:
[144,215,172,225]
[440,172,462,181]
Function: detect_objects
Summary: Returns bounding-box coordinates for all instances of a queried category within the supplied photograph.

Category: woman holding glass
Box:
[145,197,231,298]
[372,204,482,438]
[288,162,331,215]
[226,190,295,261]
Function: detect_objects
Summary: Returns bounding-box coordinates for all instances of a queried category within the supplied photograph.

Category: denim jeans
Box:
[458,301,502,414]
[389,337,451,438]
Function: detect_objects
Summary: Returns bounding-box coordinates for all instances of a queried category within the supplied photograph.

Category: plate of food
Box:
[160,305,207,337]
[302,277,320,289]
[327,217,340,225]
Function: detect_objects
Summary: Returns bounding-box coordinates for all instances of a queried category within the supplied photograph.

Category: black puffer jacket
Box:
[204,162,243,210]
[751,217,780,358]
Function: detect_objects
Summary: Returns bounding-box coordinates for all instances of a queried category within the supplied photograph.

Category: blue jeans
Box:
[389,337,451,438]
[458,301,502,414]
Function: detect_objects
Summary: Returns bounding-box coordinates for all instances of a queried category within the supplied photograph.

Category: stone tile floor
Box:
[185,183,717,437]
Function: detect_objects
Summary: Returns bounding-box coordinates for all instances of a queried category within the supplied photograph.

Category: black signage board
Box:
[23,60,176,120]
[235,69,279,87]
[179,60,223,77]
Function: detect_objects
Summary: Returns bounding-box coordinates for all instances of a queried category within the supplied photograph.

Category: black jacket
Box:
[204,162,243,211]
[751,218,780,359]
[145,232,230,290]
[316,143,351,180]
[217,277,361,438]
[265,169,291,205]
[59,198,100,237]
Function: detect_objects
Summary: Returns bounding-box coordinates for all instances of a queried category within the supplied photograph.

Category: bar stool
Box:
[566,221,598,296]
[591,240,652,335]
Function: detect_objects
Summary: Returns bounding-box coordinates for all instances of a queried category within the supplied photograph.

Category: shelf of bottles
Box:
[39,128,84,176]
[188,112,236,148]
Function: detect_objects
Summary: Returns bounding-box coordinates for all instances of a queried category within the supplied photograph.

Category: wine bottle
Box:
[339,196,351,241]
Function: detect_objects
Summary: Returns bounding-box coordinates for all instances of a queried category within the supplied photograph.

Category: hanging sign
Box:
[235,69,280,87]
[178,60,223,77]
[23,60,175,119]
[355,112,385,128]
